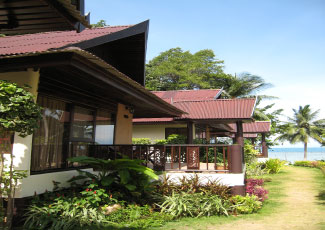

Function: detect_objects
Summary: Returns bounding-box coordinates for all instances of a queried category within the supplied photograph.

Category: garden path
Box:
[213,166,325,230]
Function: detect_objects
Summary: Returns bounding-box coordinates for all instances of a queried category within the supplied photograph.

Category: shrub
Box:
[231,195,262,214]
[157,174,231,200]
[166,134,187,144]
[24,195,113,229]
[246,162,268,178]
[264,158,285,174]
[159,191,229,218]
[132,138,152,145]
[154,139,167,144]
[244,143,259,164]
[246,178,268,201]
[67,157,158,203]
[294,160,325,169]
[105,204,172,228]
[24,197,171,230]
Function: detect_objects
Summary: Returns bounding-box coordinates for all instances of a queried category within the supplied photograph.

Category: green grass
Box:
[153,168,289,230]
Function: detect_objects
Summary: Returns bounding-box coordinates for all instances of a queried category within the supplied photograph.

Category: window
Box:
[95,109,115,144]
[31,95,116,173]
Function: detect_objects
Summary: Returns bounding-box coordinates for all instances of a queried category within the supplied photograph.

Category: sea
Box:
[269,147,325,163]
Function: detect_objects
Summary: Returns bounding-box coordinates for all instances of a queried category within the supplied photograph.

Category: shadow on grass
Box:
[316,190,325,206]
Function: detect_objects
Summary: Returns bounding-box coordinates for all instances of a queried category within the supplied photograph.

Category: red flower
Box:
[89,189,92,191]
[93,191,97,194]
[86,188,89,192]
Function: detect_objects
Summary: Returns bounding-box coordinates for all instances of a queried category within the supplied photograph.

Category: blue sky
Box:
[86,0,325,147]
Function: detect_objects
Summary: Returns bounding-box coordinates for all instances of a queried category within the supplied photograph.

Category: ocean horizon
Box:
[269,147,325,162]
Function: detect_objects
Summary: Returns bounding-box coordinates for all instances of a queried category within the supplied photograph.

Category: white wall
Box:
[162,172,245,186]
[133,123,187,142]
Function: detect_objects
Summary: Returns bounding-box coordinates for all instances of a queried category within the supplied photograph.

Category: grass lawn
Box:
[155,166,325,230]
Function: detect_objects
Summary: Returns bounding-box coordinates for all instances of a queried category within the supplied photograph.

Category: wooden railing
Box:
[72,144,235,173]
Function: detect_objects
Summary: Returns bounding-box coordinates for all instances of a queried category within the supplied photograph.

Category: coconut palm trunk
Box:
[304,142,307,161]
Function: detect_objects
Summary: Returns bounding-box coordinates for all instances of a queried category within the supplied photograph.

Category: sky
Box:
[85,0,325,147]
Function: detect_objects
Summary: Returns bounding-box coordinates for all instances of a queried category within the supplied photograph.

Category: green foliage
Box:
[24,190,170,229]
[253,97,284,147]
[246,162,268,178]
[244,143,259,164]
[157,174,231,200]
[166,134,187,144]
[218,73,271,98]
[145,48,225,91]
[154,139,167,144]
[132,138,152,145]
[67,156,158,202]
[264,159,286,174]
[0,80,42,137]
[294,160,325,169]
[91,19,107,28]
[231,195,262,214]
[277,105,325,159]
[159,191,229,218]
[104,204,173,228]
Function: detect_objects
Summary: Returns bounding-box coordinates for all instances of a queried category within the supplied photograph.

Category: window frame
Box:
[30,95,116,174]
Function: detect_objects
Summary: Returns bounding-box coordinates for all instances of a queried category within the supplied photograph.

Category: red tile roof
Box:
[229,121,271,133]
[152,89,222,102]
[174,99,256,120]
[133,98,256,122]
[0,26,131,56]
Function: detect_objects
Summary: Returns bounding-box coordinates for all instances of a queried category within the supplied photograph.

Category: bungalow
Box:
[0,0,91,35]
[0,21,184,198]
[133,89,257,147]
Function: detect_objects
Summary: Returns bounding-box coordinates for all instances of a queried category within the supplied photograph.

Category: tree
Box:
[145,48,271,98]
[91,19,108,28]
[0,80,42,229]
[277,105,325,160]
[217,73,271,98]
[145,48,225,90]
[253,96,284,147]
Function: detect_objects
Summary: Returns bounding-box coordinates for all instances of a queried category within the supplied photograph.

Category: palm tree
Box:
[277,105,325,160]
[220,73,272,98]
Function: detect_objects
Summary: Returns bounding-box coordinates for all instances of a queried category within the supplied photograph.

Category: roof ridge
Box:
[152,89,221,93]
[173,98,256,103]
[1,24,133,39]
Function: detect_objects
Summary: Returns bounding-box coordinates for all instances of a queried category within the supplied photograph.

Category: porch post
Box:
[229,144,245,196]
[261,133,268,157]
[235,121,244,147]
[206,125,210,144]
[187,121,194,144]
[229,144,243,173]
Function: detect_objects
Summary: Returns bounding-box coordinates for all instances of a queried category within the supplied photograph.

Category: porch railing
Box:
[68,143,244,173]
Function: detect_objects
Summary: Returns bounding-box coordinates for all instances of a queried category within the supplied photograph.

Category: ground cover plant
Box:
[23,158,173,229]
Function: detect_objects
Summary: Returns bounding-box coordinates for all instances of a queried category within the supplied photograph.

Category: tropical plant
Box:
[244,143,259,164]
[132,138,152,145]
[218,73,271,98]
[246,162,268,178]
[157,174,231,199]
[159,191,229,218]
[245,178,268,201]
[264,158,286,174]
[253,97,284,147]
[277,105,325,160]
[231,195,262,214]
[0,80,42,230]
[67,156,158,202]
